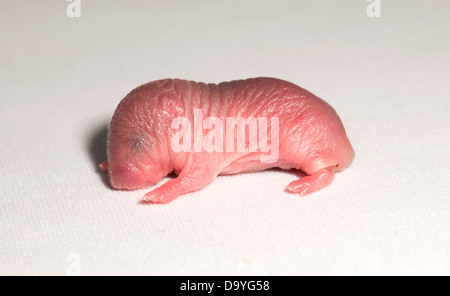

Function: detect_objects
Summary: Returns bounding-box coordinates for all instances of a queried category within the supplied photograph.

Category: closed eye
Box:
[130,137,145,152]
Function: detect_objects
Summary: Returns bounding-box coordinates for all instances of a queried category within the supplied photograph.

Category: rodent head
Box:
[103,93,164,191]
[300,99,355,174]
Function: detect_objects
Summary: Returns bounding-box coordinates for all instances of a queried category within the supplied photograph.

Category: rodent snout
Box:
[110,166,149,190]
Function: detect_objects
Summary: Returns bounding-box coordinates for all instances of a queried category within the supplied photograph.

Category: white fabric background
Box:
[1,0,449,276]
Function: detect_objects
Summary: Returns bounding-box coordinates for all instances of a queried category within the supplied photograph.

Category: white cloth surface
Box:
[1,0,449,276]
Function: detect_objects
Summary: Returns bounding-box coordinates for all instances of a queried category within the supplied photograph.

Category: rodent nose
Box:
[111,166,147,190]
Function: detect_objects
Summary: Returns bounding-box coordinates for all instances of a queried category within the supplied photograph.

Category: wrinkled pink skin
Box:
[100,78,355,204]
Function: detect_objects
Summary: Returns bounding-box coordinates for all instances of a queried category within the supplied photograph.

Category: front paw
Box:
[286,180,313,196]
[142,189,177,204]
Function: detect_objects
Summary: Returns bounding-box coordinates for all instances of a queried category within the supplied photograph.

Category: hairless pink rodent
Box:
[100,77,355,204]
